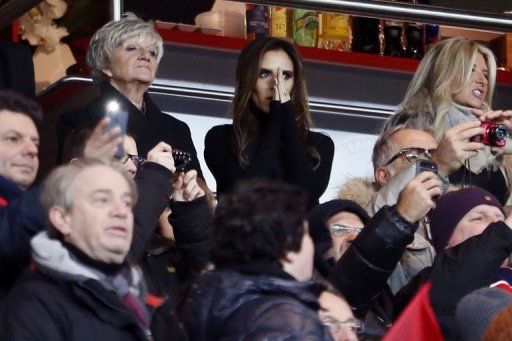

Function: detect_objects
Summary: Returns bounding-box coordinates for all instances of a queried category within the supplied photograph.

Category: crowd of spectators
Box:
[1,12,512,341]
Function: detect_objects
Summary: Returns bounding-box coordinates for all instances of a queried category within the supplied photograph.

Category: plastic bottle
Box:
[246,4,269,40]
[293,9,319,47]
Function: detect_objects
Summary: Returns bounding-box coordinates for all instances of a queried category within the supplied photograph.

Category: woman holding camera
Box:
[386,37,512,204]
[57,13,202,175]
[204,38,334,207]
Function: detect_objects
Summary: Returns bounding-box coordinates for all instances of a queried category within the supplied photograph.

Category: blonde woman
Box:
[386,37,511,204]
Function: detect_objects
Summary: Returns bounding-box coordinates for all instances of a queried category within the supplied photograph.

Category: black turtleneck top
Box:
[204,101,334,208]
[57,82,202,177]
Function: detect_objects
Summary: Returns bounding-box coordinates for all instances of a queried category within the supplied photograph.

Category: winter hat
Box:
[484,303,512,340]
[428,187,505,253]
[307,199,370,278]
[455,287,512,341]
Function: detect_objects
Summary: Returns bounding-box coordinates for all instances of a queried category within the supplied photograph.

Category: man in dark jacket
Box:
[0,90,45,300]
[0,158,181,339]
[182,180,339,340]
[393,187,512,338]
[309,170,442,337]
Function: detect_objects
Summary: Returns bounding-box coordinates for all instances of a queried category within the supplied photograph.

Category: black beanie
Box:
[307,199,371,256]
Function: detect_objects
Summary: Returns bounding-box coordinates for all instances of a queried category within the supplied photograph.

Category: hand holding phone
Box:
[104,100,128,158]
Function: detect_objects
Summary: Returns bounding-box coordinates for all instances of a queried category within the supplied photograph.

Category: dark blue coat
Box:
[182,268,333,340]
[0,176,44,301]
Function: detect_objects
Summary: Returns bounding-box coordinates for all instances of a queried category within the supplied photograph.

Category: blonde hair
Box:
[396,37,497,140]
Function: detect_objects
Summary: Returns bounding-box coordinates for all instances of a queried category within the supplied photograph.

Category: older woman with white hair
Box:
[57,13,202,175]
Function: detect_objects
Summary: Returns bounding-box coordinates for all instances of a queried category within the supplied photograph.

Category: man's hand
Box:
[430,121,485,176]
[83,118,122,160]
[172,169,204,202]
[147,142,176,173]
[396,171,443,223]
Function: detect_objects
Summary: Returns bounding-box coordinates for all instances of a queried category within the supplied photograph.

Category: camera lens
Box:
[491,124,509,141]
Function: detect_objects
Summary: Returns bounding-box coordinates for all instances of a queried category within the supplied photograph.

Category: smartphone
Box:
[104,100,128,159]
[415,159,438,175]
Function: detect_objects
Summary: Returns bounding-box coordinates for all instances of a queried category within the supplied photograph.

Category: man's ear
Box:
[48,206,72,236]
[375,167,391,186]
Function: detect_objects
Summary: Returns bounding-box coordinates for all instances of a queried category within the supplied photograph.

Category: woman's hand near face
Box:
[273,67,291,104]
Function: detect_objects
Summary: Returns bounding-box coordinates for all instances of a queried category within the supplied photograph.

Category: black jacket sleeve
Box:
[330,205,418,318]
[428,221,512,338]
[129,162,173,261]
[168,197,214,280]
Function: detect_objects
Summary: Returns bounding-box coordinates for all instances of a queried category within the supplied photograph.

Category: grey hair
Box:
[86,12,164,84]
[372,114,434,170]
[40,158,138,234]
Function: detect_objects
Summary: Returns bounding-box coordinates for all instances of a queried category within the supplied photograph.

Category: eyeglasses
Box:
[385,147,436,166]
[322,316,365,334]
[120,154,146,168]
[329,224,363,236]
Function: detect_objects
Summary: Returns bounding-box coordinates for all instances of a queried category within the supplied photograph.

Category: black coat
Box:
[394,221,512,338]
[0,161,170,305]
[328,205,418,335]
[56,83,202,176]
[139,196,214,306]
[182,265,332,340]
[0,265,183,340]
[204,101,334,208]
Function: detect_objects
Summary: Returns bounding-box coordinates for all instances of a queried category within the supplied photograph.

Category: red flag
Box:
[383,282,444,341]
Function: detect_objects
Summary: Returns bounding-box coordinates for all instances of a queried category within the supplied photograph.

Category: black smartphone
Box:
[104,100,128,159]
[415,159,438,175]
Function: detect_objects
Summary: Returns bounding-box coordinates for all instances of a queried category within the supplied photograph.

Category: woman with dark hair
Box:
[204,37,334,207]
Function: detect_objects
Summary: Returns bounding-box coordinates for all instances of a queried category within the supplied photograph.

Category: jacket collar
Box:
[0,174,24,203]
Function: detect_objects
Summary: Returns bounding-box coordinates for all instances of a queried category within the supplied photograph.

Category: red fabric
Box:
[383,283,444,341]
[146,293,165,308]
[491,281,512,295]
[0,196,7,207]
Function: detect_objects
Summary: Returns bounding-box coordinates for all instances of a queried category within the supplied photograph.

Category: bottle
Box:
[246,5,269,40]
[405,23,424,59]
[404,0,425,59]
[383,1,405,57]
[351,17,380,54]
[425,24,440,51]
[292,9,319,47]
[270,7,292,41]
[319,12,351,51]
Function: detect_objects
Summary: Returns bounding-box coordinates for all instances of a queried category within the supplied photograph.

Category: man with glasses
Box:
[370,123,470,293]
[309,171,441,338]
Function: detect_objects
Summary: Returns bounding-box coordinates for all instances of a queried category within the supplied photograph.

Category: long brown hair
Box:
[231,37,319,168]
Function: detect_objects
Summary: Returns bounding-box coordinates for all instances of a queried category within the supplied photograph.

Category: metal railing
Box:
[40,76,393,120]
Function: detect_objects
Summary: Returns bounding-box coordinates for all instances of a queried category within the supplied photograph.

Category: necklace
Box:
[141,99,146,114]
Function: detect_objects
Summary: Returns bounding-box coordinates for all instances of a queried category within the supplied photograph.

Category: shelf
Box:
[157,27,512,85]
